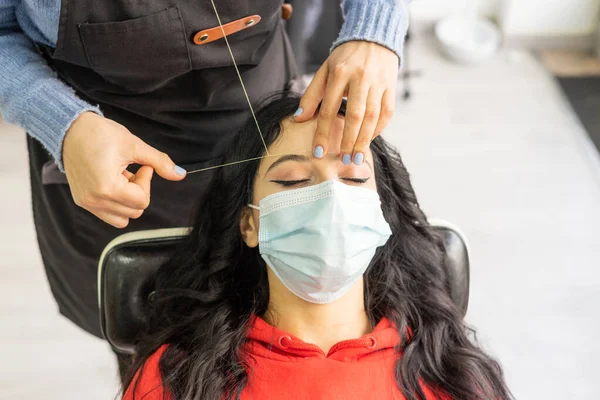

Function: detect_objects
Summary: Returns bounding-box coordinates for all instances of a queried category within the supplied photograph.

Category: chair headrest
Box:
[428,219,470,316]
[99,222,470,354]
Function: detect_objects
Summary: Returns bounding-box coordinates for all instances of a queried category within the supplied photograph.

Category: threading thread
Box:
[209,0,269,155]
[187,155,269,174]
[186,150,313,174]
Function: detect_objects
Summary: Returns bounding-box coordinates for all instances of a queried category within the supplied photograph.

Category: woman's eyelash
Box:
[342,177,370,184]
[270,179,311,187]
[270,178,369,187]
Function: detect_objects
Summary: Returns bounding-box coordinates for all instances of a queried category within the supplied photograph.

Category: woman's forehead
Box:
[268,116,345,155]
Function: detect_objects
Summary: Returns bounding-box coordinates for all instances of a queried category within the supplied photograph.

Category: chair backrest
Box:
[98,221,470,354]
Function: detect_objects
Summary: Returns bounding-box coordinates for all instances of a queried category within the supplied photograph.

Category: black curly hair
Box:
[124,93,512,400]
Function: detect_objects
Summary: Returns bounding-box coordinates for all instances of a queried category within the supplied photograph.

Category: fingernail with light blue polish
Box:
[294,107,303,117]
[175,165,187,175]
[342,154,352,165]
[314,145,324,158]
[353,152,364,165]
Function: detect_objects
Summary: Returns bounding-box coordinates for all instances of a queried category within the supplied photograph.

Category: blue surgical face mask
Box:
[248,179,392,304]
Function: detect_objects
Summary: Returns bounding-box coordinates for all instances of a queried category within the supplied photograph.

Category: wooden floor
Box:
[1,37,600,399]
[539,49,600,77]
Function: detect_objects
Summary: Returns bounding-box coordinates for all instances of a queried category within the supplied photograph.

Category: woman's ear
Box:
[240,207,259,248]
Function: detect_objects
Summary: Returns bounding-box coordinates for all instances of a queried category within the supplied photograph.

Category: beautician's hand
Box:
[295,41,399,165]
[62,112,186,228]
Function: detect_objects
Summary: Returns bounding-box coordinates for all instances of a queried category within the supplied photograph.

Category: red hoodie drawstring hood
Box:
[245,315,400,361]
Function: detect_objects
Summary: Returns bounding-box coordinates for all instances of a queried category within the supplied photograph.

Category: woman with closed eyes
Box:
[122,94,512,400]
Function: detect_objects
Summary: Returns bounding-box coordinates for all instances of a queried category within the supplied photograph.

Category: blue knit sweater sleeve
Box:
[0,0,102,170]
[334,0,412,62]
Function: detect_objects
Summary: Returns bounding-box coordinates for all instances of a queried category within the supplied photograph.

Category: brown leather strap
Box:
[282,4,293,20]
[193,15,262,45]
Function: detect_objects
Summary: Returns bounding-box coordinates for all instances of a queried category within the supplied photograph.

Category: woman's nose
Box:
[313,153,343,183]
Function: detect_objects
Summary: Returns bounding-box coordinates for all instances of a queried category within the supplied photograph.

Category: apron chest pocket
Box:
[79,7,192,94]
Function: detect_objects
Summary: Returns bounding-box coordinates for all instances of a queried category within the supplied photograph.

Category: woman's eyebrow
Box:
[265,154,309,174]
[264,152,373,175]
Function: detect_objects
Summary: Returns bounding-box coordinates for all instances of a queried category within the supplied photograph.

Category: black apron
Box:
[29,0,297,338]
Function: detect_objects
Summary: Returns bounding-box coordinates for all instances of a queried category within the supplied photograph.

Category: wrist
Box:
[332,0,409,64]
[62,110,100,169]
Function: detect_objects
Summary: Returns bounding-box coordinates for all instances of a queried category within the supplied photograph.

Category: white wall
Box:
[499,0,600,36]
[409,0,600,36]
[409,0,502,21]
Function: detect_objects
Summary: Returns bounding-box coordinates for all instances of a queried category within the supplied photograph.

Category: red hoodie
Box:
[123,316,448,400]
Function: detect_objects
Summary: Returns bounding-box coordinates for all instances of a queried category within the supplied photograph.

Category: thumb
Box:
[295,64,328,122]
[131,140,186,181]
[130,165,154,196]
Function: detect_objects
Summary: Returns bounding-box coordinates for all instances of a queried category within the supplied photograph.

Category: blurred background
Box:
[2,0,600,399]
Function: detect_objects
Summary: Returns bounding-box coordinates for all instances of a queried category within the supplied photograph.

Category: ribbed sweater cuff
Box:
[5,77,102,171]
[331,0,409,66]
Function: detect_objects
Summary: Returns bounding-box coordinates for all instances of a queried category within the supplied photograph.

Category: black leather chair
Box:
[98,221,470,354]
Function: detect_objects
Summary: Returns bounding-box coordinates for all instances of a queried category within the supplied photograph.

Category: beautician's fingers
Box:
[131,139,186,182]
[129,165,154,196]
[373,89,396,139]
[296,41,398,161]
[63,112,181,227]
[112,165,153,210]
[112,174,152,210]
[311,70,347,158]
[92,210,131,229]
[104,166,151,211]
[90,199,145,229]
[340,80,369,164]
[352,89,382,164]
[294,64,328,123]
[97,199,145,220]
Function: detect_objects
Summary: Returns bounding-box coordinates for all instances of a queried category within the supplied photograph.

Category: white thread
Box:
[209,0,269,155]
[186,150,312,174]
[186,155,268,174]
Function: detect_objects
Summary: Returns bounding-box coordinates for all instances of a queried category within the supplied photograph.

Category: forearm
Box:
[332,0,412,62]
[0,0,101,170]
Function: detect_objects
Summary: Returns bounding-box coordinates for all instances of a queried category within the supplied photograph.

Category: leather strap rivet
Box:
[199,33,209,41]
[245,19,255,26]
